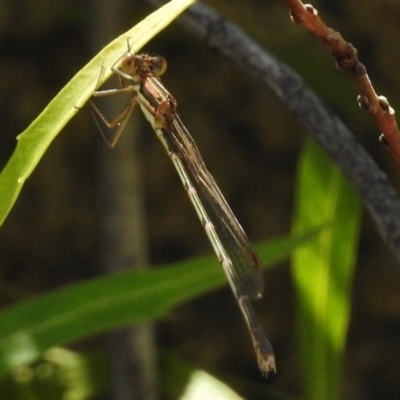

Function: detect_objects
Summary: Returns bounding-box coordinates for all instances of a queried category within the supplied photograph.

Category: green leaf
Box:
[0,0,195,227]
[292,138,361,400]
[0,232,319,378]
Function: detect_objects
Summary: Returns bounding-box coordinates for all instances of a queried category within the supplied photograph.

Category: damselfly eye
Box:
[121,53,137,74]
[151,56,167,76]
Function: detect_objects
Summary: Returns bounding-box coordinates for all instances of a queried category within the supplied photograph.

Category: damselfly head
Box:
[120,53,167,79]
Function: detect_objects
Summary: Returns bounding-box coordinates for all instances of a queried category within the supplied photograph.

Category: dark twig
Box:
[283,0,400,167]
[144,0,400,263]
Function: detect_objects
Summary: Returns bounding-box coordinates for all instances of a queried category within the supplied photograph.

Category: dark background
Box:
[1,0,400,399]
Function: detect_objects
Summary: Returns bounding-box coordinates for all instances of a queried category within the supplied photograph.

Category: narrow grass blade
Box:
[292,138,361,400]
[0,231,319,378]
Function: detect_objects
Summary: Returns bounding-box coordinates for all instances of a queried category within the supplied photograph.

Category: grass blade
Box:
[292,138,361,400]
[0,231,318,378]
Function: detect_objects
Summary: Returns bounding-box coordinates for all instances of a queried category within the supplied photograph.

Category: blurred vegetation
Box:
[0,0,400,399]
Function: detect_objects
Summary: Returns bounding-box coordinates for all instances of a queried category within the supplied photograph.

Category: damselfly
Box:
[91,45,276,376]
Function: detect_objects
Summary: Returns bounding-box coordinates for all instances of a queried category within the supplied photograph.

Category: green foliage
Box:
[292,138,361,400]
[0,232,318,380]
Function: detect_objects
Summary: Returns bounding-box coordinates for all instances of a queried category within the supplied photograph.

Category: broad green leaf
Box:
[0,0,195,227]
[0,232,319,378]
[292,138,361,400]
